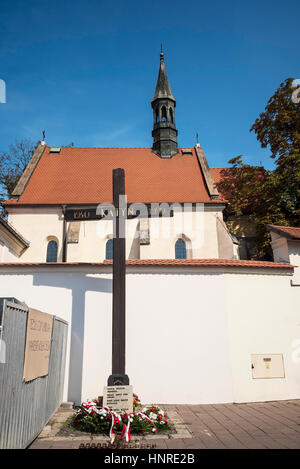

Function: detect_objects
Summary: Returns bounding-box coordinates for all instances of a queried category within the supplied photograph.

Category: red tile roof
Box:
[106,259,294,268]
[210,167,266,204]
[210,168,229,200]
[267,225,300,240]
[210,168,225,185]
[3,147,225,206]
[0,259,294,269]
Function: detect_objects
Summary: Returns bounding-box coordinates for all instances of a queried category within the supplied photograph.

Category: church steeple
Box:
[151,49,178,158]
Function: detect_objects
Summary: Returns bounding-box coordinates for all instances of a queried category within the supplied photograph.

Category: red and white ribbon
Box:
[108,409,121,443]
[79,403,167,442]
[81,401,95,411]
[120,423,126,439]
[125,416,131,443]
[109,412,116,443]
[119,415,132,443]
[137,412,157,433]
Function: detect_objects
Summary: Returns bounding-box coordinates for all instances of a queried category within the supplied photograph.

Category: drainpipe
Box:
[62,205,67,262]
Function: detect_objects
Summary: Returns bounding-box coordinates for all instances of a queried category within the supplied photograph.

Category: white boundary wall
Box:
[0,264,299,405]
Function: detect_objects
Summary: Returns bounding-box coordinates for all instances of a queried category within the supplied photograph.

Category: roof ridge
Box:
[48,146,153,149]
[46,146,195,150]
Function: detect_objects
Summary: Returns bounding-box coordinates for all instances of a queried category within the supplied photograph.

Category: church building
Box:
[1,52,299,407]
[2,51,239,263]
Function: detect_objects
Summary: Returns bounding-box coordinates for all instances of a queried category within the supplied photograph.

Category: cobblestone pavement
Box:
[29,400,300,449]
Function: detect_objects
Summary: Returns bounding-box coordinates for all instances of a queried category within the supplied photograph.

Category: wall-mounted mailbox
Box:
[251,354,285,379]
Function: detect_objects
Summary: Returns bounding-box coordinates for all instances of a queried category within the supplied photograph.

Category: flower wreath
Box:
[75,400,168,444]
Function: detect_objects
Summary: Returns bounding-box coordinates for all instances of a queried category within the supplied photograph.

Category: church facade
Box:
[2,52,239,263]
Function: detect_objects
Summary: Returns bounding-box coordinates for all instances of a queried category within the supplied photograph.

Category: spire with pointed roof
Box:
[152,47,175,102]
[151,48,178,158]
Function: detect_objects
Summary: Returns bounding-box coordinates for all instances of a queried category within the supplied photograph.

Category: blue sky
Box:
[0,0,299,170]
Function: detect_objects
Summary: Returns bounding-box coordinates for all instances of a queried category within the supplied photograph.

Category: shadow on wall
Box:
[32,273,112,405]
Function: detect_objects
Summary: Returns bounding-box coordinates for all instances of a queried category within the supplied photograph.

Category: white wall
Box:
[0,264,297,406]
[288,241,300,283]
[270,233,289,263]
[270,233,300,283]
[7,205,232,262]
[0,240,20,262]
[8,208,64,262]
[124,267,233,405]
[289,241,300,266]
[225,269,300,402]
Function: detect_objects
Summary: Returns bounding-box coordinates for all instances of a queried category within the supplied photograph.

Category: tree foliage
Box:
[0,138,37,202]
[217,156,288,258]
[217,78,300,259]
[250,78,300,161]
[251,77,300,226]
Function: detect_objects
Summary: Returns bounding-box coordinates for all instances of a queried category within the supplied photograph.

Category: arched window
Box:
[155,109,159,123]
[169,107,174,123]
[46,240,58,262]
[175,239,187,259]
[106,239,113,260]
[161,106,167,122]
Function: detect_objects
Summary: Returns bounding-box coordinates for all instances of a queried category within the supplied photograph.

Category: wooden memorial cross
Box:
[107,168,129,386]
[63,170,131,388]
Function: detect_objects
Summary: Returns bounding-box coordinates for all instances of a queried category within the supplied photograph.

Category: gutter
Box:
[61,205,67,262]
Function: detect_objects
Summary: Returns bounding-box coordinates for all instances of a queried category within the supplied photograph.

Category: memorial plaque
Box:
[23,308,53,382]
[103,385,133,414]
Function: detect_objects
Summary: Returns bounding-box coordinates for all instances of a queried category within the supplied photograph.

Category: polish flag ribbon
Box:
[105,408,121,443]
[137,412,157,433]
[109,412,116,443]
[119,415,132,443]
[125,416,132,443]
[79,403,163,442]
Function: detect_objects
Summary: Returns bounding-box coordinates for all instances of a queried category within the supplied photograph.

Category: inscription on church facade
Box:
[103,385,133,413]
[65,206,174,221]
[65,208,97,221]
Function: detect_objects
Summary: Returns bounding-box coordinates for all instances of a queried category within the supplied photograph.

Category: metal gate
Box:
[0,298,68,449]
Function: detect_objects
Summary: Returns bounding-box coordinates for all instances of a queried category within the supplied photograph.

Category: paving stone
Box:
[26,400,300,450]
[169,432,191,439]
[60,402,74,410]
[38,425,52,438]
[165,438,186,449]
[29,440,54,449]
[141,433,169,440]
[144,438,168,449]
[181,438,206,449]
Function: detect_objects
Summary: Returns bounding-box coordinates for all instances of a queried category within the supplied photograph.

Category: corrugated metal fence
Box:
[0,298,68,449]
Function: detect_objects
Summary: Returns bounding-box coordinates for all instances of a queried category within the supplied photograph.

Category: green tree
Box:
[0,138,37,202]
[217,156,287,259]
[250,78,300,225]
[217,78,300,259]
[250,78,300,161]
